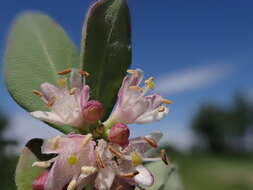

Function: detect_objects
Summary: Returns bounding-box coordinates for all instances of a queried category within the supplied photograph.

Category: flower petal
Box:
[30,111,65,126]
[95,168,115,190]
[80,85,90,108]
[135,107,169,124]
[40,83,61,101]
[134,165,154,186]
[70,68,83,90]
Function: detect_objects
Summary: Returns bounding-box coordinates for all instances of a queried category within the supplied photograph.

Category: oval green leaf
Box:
[81,0,132,120]
[4,12,80,133]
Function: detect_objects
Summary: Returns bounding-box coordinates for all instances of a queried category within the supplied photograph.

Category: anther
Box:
[67,179,77,190]
[116,185,124,190]
[108,145,123,158]
[160,149,169,165]
[129,86,143,92]
[82,134,92,148]
[32,90,43,97]
[161,98,172,104]
[57,68,72,75]
[127,69,139,76]
[81,166,97,175]
[57,78,67,87]
[32,161,51,168]
[143,136,158,148]
[47,96,56,107]
[158,106,165,112]
[79,70,90,77]
[50,136,61,150]
[120,171,139,178]
[69,88,78,95]
[96,151,105,169]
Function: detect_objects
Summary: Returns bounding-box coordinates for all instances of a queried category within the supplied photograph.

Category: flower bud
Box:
[109,123,130,147]
[82,100,104,122]
[32,170,49,190]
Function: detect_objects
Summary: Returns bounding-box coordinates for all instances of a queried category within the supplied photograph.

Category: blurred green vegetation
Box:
[0,111,18,190]
[172,152,253,190]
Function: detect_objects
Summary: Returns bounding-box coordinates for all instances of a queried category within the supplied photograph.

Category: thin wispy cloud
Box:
[156,63,233,95]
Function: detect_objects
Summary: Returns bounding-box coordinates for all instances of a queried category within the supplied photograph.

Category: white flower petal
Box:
[40,83,61,101]
[134,165,154,187]
[95,168,116,190]
[70,68,83,90]
[135,107,169,124]
[30,111,65,126]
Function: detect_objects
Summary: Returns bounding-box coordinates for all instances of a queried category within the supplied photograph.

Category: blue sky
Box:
[0,0,253,151]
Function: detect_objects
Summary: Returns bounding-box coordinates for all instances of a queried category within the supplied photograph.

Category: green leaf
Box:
[15,140,46,190]
[81,0,132,120]
[145,162,184,190]
[4,12,79,133]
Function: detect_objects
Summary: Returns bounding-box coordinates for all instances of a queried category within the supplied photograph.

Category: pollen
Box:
[57,78,67,87]
[68,155,78,165]
[67,179,77,190]
[57,68,72,75]
[32,161,50,168]
[131,152,143,166]
[79,70,90,77]
[81,166,97,175]
[32,90,43,97]
[82,134,92,147]
[144,136,158,148]
[161,98,172,104]
[129,86,143,92]
[145,77,155,90]
[47,96,56,107]
[50,136,61,150]
[120,171,139,178]
[69,88,77,95]
[127,69,138,76]
[158,106,165,112]
[108,145,123,158]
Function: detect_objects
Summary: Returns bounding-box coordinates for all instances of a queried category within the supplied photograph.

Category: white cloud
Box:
[4,112,61,153]
[156,63,232,95]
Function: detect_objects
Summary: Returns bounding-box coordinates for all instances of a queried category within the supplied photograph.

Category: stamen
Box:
[32,161,50,168]
[95,151,105,169]
[32,90,43,97]
[108,145,123,158]
[161,98,172,104]
[47,96,56,107]
[69,88,78,95]
[120,171,139,178]
[160,149,169,165]
[57,78,67,87]
[131,152,143,166]
[57,68,72,75]
[82,134,92,148]
[127,69,139,76]
[143,136,158,148]
[50,136,61,150]
[67,179,77,190]
[81,166,97,175]
[158,106,165,112]
[145,77,155,89]
[68,155,78,165]
[79,70,90,77]
[129,86,143,92]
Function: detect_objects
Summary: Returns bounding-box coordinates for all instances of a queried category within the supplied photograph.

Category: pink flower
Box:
[107,69,171,125]
[108,123,130,147]
[30,69,103,129]
[32,132,164,190]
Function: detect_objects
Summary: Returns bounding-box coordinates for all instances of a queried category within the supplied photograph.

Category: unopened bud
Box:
[82,100,104,122]
[32,170,49,190]
[109,123,130,147]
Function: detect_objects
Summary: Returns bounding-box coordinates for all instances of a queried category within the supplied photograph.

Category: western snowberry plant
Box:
[4,0,182,189]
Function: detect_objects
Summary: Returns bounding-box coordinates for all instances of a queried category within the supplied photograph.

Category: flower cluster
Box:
[30,68,171,190]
